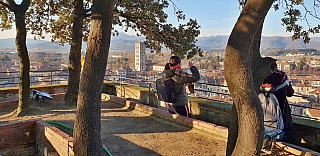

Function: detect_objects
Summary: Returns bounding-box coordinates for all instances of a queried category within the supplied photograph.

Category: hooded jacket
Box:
[263,71,294,131]
[162,66,200,106]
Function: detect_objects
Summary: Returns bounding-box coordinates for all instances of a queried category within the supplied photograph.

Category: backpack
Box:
[155,78,175,102]
[259,92,284,132]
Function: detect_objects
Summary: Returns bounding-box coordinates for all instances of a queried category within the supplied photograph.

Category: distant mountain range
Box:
[1,32,320,51]
[196,35,320,50]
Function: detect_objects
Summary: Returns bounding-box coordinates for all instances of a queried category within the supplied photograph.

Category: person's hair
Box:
[164,63,170,70]
[169,56,181,66]
[270,62,277,71]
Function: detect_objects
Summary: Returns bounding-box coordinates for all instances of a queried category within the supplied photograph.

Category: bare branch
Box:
[168,0,185,21]
[115,9,153,21]
[302,3,320,21]
[282,0,290,10]
[313,0,319,17]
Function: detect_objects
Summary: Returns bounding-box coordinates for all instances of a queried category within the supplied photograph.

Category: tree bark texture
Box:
[226,105,238,156]
[226,21,276,156]
[224,0,275,155]
[73,0,114,155]
[64,0,84,106]
[11,0,31,116]
[250,24,277,93]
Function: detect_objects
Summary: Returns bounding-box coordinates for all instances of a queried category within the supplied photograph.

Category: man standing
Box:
[162,56,200,117]
[263,62,294,139]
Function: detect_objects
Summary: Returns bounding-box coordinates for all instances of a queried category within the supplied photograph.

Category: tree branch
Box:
[114,9,152,20]
[83,8,91,18]
[7,0,19,12]
[123,15,166,41]
[20,0,30,12]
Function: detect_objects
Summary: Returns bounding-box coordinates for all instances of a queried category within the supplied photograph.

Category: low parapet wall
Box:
[0,93,66,109]
[0,84,68,102]
[103,93,320,155]
[0,120,36,155]
[103,83,320,153]
[35,120,73,156]
[0,119,74,156]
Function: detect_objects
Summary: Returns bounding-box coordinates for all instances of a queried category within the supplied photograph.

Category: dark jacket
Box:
[162,66,200,106]
[263,71,294,131]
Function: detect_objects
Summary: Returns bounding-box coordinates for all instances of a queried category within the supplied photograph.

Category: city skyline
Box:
[1,0,320,39]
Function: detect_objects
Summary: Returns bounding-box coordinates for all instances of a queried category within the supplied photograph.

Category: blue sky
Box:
[160,0,320,37]
[1,0,320,39]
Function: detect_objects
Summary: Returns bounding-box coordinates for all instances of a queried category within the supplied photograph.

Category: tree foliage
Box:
[0,1,14,30]
[238,0,320,43]
[26,0,202,59]
[113,0,202,58]
[0,0,51,38]
[280,0,320,43]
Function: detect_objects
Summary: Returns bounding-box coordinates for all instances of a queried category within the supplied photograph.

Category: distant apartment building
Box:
[116,69,127,80]
[145,63,155,70]
[152,64,165,71]
[277,61,291,72]
[307,77,320,88]
[293,83,313,96]
[134,42,146,71]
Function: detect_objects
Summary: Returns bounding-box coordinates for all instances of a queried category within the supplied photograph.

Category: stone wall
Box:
[285,121,320,152]
[189,101,231,127]
[0,84,68,102]
[0,119,74,156]
[0,120,36,156]
[103,83,320,152]
[35,120,73,156]
[103,84,159,108]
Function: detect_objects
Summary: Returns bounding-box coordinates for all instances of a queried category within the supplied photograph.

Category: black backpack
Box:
[155,78,175,102]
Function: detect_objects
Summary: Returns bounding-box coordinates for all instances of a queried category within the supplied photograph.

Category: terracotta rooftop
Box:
[295,83,312,87]
[308,108,320,118]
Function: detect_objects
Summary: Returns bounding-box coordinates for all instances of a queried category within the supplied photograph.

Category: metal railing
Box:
[0,70,319,121]
[114,77,320,119]
[0,70,69,88]
[194,82,320,121]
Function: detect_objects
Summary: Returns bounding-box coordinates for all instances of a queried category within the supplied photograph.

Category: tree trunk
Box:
[226,21,276,156]
[224,0,275,155]
[226,105,238,156]
[251,24,276,93]
[13,0,31,116]
[73,0,114,155]
[64,0,84,106]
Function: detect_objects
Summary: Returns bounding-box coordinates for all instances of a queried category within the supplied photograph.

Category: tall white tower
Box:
[134,42,146,71]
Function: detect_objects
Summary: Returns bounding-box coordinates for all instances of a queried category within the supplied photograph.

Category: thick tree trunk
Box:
[226,23,276,156]
[13,0,31,116]
[226,34,276,156]
[251,24,277,93]
[73,0,114,155]
[224,0,275,155]
[226,105,238,156]
[64,0,84,106]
